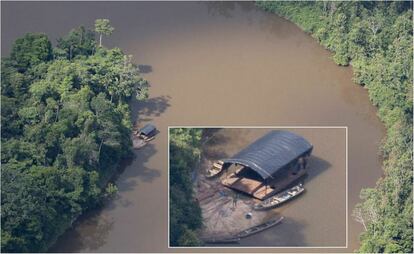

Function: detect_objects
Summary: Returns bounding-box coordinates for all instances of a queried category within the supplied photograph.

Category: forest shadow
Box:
[203,131,232,147]
[204,1,255,19]
[201,130,234,160]
[207,216,307,247]
[49,92,170,252]
[202,142,231,161]
[48,209,114,252]
[203,148,229,161]
[137,64,153,74]
[103,143,161,213]
[240,216,307,247]
[104,93,170,209]
[130,95,171,124]
[49,143,162,252]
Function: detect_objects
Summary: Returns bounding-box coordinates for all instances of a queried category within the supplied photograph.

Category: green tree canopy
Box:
[169,128,203,246]
[56,26,96,60]
[94,19,115,47]
[257,1,413,252]
[1,22,146,252]
[9,33,52,72]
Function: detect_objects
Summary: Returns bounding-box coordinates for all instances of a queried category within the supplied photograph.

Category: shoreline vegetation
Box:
[256,1,412,252]
[169,128,203,246]
[1,20,148,252]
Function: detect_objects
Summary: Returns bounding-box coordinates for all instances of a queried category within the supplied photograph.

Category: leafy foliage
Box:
[95,19,115,47]
[56,26,96,60]
[1,21,148,252]
[257,1,413,252]
[9,33,52,72]
[169,128,203,246]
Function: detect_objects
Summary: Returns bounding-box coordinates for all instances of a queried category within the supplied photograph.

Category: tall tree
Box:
[94,19,114,47]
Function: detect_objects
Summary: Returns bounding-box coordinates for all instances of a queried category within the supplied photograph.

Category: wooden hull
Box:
[235,216,284,238]
[253,184,305,210]
[205,168,223,178]
[202,237,240,244]
[132,135,156,149]
[206,161,224,178]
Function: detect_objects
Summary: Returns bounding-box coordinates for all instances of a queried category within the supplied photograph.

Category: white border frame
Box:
[167,126,348,250]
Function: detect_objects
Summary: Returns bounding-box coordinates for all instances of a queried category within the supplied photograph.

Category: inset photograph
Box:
[169,127,347,247]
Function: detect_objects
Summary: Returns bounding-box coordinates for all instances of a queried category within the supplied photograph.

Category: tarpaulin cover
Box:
[140,123,156,136]
[222,131,313,180]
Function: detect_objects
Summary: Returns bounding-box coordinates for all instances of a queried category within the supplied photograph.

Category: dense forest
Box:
[1,20,148,252]
[257,1,413,252]
[169,128,203,246]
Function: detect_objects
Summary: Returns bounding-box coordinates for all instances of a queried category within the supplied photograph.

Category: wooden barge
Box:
[132,123,158,149]
[220,131,313,200]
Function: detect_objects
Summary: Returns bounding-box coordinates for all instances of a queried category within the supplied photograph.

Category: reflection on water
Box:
[49,209,114,252]
[205,1,255,19]
[242,216,307,247]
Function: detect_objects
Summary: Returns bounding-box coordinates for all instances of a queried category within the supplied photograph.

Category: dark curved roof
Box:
[140,123,156,136]
[222,131,313,180]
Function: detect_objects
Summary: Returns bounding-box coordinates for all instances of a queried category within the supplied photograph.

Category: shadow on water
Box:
[130,95,171,124]
[204,1,255,19]
[50,94,170,252]
[203,148,229,161]
[49,144,161,252]
[200,155,329,247]
[238,216,307,247]
[202,133,233,160]
[137,64,153,74]
[207,216,307,247]
[286,156,331,188]
[110,143,160,195]
[303,155,331,184]
[48,209,114,252]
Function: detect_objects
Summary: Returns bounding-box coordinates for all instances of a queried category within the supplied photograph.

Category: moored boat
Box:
[206,160,224,178]
[133,123,158,149]
[202,237,241,244]
[235,216,284,238]
[253,184,305,210]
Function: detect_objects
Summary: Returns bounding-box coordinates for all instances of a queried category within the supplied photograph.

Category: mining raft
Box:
[208,130,312,206]
[132,123,158,149]
[202,131,312,244]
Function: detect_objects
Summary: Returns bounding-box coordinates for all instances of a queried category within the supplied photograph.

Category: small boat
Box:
[253,184,305,210]
[235,216,284,238]
[133,123,157,149]
[202,237,241,244]
[206,160,224,178]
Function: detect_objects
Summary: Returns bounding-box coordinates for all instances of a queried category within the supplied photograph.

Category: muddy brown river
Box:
[2,1,384,253]
[197,128,347,247]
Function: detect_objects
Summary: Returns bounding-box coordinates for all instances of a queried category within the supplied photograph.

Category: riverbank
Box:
[0,24,148,252]
[257,1,413,252]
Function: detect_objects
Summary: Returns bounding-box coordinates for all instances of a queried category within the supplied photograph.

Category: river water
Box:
[2,1,384,253]
[198,127,347,247]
